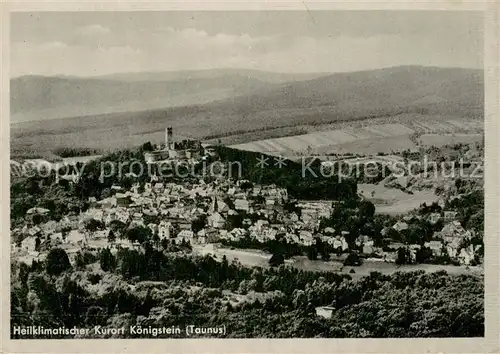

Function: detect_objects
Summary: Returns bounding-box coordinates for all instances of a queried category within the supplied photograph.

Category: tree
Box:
[85,306,105,326]
[343,252,362,266]
[191,215,207,234]
[225,213,243,230]
[45,248,71,275]
[223,197,235,210]
[61,226,71,241]
[344,229,359,250]
[117,249,142,279]
[152,233,160,249]
[386,228,403,242]
[99,248,116,272]
[307,246,318,261]
[74,251,97,269]
[125,226,152,244]
[240,181,254,191]
[269,252,285,267]
[321,250,331,261]
[161,238,170,250]
[358,200,376,221]
[84,219,104,233]
[141,142,154,152]
[406,224,429,245]
[415,246,433,264]
[32,213,43,225]
[180,239,192,251]
[108,230,116,243]
[109,220,127,237]
[466,211,484,234]
[395,247,411,265]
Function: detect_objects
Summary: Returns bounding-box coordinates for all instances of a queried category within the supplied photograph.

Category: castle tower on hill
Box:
[165,127,174,150]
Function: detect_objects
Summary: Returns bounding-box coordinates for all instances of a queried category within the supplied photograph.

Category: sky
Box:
[10,11,484,77]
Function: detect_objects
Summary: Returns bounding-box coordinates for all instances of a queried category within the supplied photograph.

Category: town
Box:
[11,127,484,273]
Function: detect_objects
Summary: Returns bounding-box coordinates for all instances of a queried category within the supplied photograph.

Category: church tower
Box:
[210,196,219,213]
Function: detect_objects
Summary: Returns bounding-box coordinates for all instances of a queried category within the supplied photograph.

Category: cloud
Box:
[140,27,280,52]
[75,24,111,37]
[10,25,483,77]
[19,41,68,51]
[11,41,142,77]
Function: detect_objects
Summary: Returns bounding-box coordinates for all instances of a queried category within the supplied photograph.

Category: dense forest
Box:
[215,146,358,200]
[52,147,103,158]
[11,247,484,338]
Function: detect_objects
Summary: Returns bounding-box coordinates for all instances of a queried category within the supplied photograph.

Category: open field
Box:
[340,260,483,280]
[230,122,415,156]
[358,183,440,215]
[419,133,483,146]
[193,244,483,279]
[193,244,275,268]
[313,135,417,155]
[230,116,483,157]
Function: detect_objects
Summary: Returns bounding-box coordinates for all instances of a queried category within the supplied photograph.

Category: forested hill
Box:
[11,251,484,338]
[215,145,357,200]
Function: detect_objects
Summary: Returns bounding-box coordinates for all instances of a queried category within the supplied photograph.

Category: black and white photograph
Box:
[5,7,493,345]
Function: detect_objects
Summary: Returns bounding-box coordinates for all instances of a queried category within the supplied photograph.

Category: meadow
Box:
[357,183,440,215]
[192,244,483,280]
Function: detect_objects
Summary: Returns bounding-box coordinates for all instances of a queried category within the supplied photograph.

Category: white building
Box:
[234,199,250,212]
[105,213,116,226]
[116,209,130,224]
[158,221,173,240]
[424,241,443,256]
[315,306,334,319]
[21,236,37,252]
[393,221,409,232]
[175,230,194,244]
[208,212,226,229]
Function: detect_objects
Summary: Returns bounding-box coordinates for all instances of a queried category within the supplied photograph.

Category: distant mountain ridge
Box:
[10,69,330,123]
[143,65,483,138]
[212,65,483,116]
[11,65,483,157]
[10,71,275,122]
[94,68,330,84]
[11,65,483,131]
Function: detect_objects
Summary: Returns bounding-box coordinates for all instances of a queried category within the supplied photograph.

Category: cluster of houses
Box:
[11,174,481,267]
[12,179,294,264]
[377,211,480,265]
